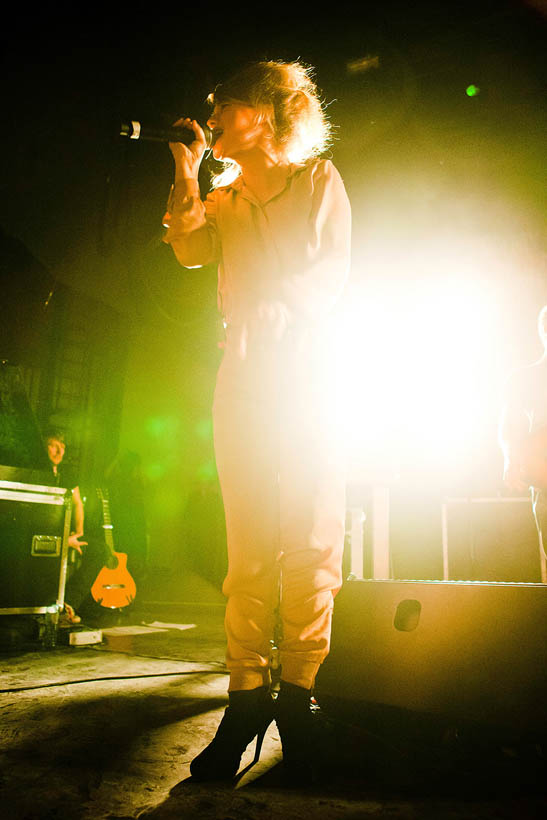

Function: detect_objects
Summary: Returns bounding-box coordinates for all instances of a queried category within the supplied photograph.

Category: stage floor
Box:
[1,570,545,820]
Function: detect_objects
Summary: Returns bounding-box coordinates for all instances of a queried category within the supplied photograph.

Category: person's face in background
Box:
[47,437,65,468]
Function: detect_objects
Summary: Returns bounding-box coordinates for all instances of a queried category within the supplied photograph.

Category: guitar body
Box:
[91,551,137,608]
[91,488,137,608]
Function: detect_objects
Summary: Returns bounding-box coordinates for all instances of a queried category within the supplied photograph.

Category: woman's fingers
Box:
[168,117,207,170]
[190,119,206,144]
[171,117,206,143]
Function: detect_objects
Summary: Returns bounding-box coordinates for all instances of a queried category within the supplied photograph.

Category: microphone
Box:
[119,120,213,147]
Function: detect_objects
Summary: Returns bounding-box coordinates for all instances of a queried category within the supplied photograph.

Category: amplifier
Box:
[0,479,72,613]
[316,578,547,733]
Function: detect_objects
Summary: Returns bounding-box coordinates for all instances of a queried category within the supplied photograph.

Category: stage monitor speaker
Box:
[315,579,547,733]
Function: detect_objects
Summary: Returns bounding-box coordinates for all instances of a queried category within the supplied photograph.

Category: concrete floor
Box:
[1,569,546,820]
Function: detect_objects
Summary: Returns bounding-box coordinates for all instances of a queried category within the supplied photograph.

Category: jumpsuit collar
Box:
[227,163,306,206]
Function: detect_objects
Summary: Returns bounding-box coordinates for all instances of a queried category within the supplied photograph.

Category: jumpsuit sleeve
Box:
[162,178,220,268]
[279,159,351,321]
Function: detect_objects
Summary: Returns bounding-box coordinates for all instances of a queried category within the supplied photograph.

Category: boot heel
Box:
[252,719,271,764]
[190,687,274,781]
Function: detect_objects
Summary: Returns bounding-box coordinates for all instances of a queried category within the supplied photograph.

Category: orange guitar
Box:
[91,488,137,609]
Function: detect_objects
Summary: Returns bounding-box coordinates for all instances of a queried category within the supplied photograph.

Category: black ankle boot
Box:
[190,686,274,781]
[275,681,322,785]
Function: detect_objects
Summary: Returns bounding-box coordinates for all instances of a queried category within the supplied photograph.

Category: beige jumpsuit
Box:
[164,159,352,690]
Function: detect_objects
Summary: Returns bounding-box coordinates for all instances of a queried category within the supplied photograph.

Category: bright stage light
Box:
[331,240,502,485]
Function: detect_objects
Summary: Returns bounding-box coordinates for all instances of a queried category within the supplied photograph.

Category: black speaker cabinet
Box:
[316,579,547,733]
[0,479,71,612]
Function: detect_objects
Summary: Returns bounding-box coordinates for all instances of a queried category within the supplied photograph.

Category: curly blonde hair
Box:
[208,60,332,184]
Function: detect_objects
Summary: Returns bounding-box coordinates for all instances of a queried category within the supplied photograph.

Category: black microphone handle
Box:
[120,120,213,147]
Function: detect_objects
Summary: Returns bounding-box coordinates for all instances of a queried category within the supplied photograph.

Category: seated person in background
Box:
[46,429,86,550]
[45,429,87,623]
[45,433,139,625]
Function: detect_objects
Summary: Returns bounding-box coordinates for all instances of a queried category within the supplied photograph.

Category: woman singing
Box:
[163,59,351,783]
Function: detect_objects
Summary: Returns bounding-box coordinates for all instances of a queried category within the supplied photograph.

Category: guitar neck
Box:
[99,493,116,553]
[102,524,115,552]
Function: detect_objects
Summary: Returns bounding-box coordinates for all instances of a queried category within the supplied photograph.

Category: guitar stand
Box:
[94,606,128,628]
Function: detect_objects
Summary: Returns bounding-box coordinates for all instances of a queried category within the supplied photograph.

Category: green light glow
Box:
[466,84,480,97]
[195,417,213,440]
[154,486,183,520]
[197,459,217,481]
[143,462,168,481]
[145,415,179,440]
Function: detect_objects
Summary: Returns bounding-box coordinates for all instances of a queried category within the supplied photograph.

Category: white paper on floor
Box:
[101,626,169,636]
[101,623,197,636]
[143,621,197,631]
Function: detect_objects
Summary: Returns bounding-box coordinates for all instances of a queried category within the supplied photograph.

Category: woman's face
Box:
[207,102,269,162]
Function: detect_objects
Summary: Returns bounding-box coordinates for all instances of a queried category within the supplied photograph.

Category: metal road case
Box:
[0,479,72,642]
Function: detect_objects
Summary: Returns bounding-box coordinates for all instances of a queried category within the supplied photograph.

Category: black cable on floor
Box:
[0,667,228,694]
[89,645,228,667]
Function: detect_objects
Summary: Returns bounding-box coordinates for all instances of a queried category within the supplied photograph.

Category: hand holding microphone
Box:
[167,117,210,180]
[120,117,212,178]
[120,119,212,146]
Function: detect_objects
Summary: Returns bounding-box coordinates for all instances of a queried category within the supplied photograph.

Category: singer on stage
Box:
[162,59,351,784]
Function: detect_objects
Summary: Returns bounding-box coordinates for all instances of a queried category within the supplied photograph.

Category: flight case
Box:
[0,478,72,644]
